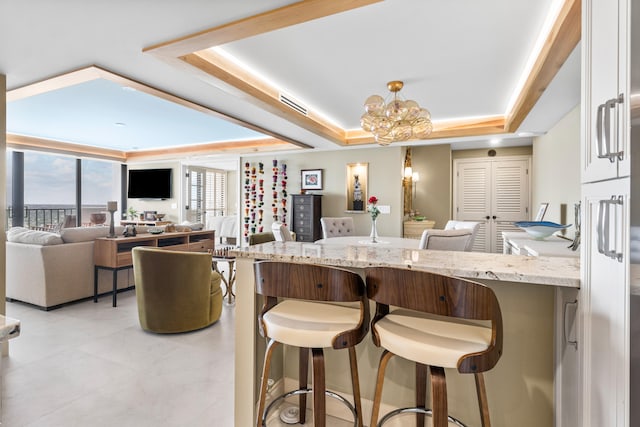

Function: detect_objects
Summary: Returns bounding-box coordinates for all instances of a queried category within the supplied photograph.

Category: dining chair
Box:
[271,222,294,241]
[320,217,355,239]
[418,229,474,251]
[365,266,503,427]
[444,220,481,248]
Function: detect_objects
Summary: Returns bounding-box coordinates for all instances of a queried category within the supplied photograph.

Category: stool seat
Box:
[374,309,492,368]
[263,300,362,348]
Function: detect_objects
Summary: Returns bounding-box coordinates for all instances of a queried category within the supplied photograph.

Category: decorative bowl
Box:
[514,221,571,240]
[89,213,106,225]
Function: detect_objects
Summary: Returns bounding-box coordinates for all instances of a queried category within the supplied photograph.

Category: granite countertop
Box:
[232,241,580,288]
[0,315,21,341]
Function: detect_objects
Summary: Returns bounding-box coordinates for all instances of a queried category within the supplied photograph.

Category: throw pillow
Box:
[7,227,64,246]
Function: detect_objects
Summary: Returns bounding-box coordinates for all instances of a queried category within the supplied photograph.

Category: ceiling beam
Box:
[505,0,581,133]
[144,0,383,57]
[7,134,127,162]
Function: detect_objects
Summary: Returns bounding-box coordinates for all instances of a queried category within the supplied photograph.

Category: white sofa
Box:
[6,226,133,310]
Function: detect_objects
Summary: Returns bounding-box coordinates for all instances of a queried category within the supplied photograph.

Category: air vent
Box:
[279,93,308,116]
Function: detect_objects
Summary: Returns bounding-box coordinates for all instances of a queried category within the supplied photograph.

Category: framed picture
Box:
[534,203,549,221]
[301,169,323,190]
[144,210,157,221]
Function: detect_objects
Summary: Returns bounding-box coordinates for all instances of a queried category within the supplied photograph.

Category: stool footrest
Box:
[262,388,359,426]
[378,407,467,427]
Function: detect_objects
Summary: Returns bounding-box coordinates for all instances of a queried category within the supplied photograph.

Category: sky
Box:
[7,151,120,206]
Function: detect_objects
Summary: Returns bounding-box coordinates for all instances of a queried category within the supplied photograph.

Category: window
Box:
[82,159,121,225]
[185,166,227,223]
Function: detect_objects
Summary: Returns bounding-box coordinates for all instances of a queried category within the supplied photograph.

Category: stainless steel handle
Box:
[597,199,606,255]
[598,196,624,261]
[611,94,625,161]
[563,299,578,349]
[596,102,607,159]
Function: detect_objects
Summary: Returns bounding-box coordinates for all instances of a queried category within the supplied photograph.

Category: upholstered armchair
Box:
[249,232,276,245]
[271,222,294,241]
[132,247,223,333]
[320,217,355,239]
[444,220,481,247]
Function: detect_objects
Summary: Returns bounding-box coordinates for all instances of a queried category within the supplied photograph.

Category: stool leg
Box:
[370,350,394,427]
[474,372,491,427]
[416,363,428,427]
[348,346,363,427]
[429,366,447,427]
[311,348,326,427]
[299,347,309,424]
[256,339,279,427]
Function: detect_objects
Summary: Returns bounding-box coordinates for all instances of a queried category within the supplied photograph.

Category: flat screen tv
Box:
[127,168,172,199]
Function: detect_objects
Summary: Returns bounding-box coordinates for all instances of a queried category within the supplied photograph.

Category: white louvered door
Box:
[454,157,530,253]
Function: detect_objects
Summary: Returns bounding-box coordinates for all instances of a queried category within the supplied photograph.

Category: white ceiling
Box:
[0,0,581,155]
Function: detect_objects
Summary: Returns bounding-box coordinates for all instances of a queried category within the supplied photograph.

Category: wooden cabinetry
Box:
[94,230,215,306]
[291,194,322,242]
[402,220,435,239]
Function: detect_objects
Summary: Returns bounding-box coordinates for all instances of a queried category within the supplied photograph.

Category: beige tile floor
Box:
[1,292,355,427]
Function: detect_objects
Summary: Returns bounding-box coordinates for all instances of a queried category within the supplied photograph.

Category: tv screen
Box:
[127,168,172,199]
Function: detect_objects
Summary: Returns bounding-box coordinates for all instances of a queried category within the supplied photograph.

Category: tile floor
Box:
[0,292,354,427]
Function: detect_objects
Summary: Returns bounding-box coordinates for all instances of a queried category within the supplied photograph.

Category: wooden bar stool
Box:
[254,261,370,427]
[365,267,503,427]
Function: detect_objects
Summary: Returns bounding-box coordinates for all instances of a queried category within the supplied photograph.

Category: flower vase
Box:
[370,218,379,243]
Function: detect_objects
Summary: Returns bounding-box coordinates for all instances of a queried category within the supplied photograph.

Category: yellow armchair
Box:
[132,247,222,333]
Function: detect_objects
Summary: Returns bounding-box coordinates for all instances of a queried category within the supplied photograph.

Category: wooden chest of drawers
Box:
[403,219,436,239]
[291,194,322,242]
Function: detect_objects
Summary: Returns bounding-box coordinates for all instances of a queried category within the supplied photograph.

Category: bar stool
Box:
[254,261,370,427]
[365,267,503,427]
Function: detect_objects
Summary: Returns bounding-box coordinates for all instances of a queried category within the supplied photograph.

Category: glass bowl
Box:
[514,221,571,240]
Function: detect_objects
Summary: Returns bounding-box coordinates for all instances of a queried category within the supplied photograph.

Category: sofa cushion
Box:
[7,227,64,246]
[60,226,124,243]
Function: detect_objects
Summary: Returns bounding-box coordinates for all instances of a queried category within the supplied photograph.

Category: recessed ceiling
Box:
[1,0,581,158]
[7,78,266,151]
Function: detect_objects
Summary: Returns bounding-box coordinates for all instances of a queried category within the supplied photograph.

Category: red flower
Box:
[368,196,378,204]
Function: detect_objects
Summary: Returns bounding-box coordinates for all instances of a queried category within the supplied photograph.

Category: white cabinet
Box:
[581,179,629,427]
[453,156,530,253]
[582,0,629,182]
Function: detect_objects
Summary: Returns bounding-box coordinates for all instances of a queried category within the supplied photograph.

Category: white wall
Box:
[126,161,182,223]
[532,106,581,232]
[240,146,405,241]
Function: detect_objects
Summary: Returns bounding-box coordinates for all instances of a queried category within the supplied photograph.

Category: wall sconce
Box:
[403,149,413,215]
[412,172,420,203]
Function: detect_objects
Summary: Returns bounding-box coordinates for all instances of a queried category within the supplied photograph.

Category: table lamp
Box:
[107,201,118,238]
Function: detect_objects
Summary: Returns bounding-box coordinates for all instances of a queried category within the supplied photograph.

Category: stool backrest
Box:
[365,266,502,373]
[255,261,370,348]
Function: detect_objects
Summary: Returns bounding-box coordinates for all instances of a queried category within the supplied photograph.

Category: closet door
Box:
[455,161,491,252]
[454,157,530,253]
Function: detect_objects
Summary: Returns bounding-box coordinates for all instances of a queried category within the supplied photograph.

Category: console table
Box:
[120,220,172,227]
[94,230,215,306]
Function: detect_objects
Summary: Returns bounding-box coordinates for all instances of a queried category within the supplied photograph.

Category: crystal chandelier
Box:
[360,80,433,145]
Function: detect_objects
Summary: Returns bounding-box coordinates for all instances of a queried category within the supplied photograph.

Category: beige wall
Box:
[532,106,581,231]
[240,146,405,240]
[452,145,533,159]
[411,144,452,228]
[126,161,182,223]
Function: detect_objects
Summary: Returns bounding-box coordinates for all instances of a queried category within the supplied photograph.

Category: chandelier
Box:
[360,80,433,145]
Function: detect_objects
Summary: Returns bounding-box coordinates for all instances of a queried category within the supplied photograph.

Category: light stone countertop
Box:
[0,315,20,341]
[232,241,580,288]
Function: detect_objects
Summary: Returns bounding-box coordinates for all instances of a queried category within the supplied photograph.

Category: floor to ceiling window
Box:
[6,150,122,230]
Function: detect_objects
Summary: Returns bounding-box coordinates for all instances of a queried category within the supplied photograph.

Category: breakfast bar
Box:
[232,241,580,427]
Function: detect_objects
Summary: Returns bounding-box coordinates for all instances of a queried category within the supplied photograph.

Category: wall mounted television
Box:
[127,168,172,199]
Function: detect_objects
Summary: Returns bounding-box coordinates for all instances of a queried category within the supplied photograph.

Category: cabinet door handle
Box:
[596,102,608,159]
[598,196,624,262]
[563,299,578,349]
[597,199,606,255]
[610,94,625,161]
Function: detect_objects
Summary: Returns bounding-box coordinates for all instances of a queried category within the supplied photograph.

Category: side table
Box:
[212,254,236,305]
